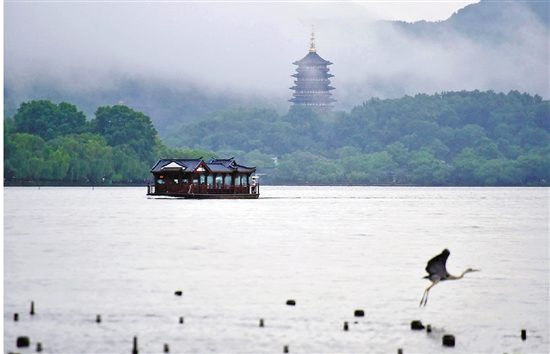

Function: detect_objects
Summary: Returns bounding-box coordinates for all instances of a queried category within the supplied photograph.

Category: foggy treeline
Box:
[5,90,549,186]
[166,90,549,186]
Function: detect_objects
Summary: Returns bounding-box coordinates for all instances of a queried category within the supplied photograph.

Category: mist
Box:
[4,0,549,114]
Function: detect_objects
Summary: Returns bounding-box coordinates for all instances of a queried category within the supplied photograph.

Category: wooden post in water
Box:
[16,336,30,348]
[410,320,424,330]
[164,343,170,353]
[343,321,349,331]
[30,301,35,315]
[283,345,289,353]
[397,349,403,354]
[96,315,101,323]
[259,319,264,327]
[179,316,184,324]
[442,334,455,347]
[132,336,138,354]
[14,313,18,321]
[521,329,527,340]
[36,342,43,352]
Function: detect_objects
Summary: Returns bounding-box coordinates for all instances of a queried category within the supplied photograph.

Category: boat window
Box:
[193,178,199,185]
[200,175,206,184]
[224,175,232,186]
[182,178,189,184]
[157,179,165,184]
[207,175,214,186]
[173,179,178,184]
[216,176,223,186]
[243,176,249,185]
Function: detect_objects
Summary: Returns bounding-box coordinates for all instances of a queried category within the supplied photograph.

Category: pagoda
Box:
[289,28,335,110]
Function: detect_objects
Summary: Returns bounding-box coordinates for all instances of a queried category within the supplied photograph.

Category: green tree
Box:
[92,104,158,162]
[4,133,46,180]
[13,100,87,140]
[474,158,520,186]
[516,147,550,183]
[48,148,71,180]
[451,148,484,185]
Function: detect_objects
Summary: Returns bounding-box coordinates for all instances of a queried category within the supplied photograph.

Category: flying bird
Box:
[419,249,479,307]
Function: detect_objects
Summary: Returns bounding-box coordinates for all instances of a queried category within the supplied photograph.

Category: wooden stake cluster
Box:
[7,299,534,352]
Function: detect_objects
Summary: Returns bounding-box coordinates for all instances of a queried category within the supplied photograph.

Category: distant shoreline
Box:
[4,182,548,188]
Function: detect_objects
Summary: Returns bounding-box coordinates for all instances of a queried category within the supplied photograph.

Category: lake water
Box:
[3,186,549,353]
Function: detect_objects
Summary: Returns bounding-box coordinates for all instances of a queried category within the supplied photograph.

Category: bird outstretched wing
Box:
[425,249,450,277]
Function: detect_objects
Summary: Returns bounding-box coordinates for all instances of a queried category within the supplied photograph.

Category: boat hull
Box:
[147,192,259,199]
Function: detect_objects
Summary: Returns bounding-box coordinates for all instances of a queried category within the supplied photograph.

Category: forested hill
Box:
[165,90,549,186]
[394,0,549,38]
[4,0,547,138]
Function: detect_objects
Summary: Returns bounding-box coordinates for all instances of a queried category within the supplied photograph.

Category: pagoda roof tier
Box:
[292,52,333,66]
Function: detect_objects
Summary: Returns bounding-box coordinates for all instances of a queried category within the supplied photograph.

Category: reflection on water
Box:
[4,186,549,353]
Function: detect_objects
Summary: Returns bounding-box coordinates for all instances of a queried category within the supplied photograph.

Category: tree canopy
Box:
[165,90,549,186]
[4,100,216,184]
[13,100,87,140]
[92,104,157,161]
[4,91,549,186]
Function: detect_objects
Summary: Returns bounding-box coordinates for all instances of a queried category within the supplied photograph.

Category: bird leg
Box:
[419,289,429,307]
[419,280,439,307]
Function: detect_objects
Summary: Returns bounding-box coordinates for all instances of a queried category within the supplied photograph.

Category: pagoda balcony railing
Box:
[290,102,334,108]
[292,91,333,95]
[291,97,335,100]
[292,83,332,88]
[290,99,332,103]
[290,98,336,103]
[293,79,332,84]
[300,65,331,70]
[292,92,334,96]
[293,70,331,74]
[293,72,332,78]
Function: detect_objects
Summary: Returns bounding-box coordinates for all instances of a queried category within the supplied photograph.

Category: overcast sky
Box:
[4,0,548,110]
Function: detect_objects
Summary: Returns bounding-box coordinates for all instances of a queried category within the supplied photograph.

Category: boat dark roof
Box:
[293,52,333,66]
[150,158,206,173]
[150,158,255,174]
[207,158,256,173]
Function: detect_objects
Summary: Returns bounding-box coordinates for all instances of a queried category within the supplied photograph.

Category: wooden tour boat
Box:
[147,157,259,199]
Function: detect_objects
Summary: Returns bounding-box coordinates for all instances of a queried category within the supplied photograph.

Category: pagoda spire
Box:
[309,25,316,53]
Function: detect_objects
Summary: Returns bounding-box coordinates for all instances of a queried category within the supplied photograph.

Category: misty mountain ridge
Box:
[4,0,548,138]
[391,0,549,50]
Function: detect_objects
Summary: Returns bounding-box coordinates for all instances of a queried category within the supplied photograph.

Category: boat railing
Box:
[148,183,257,195]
